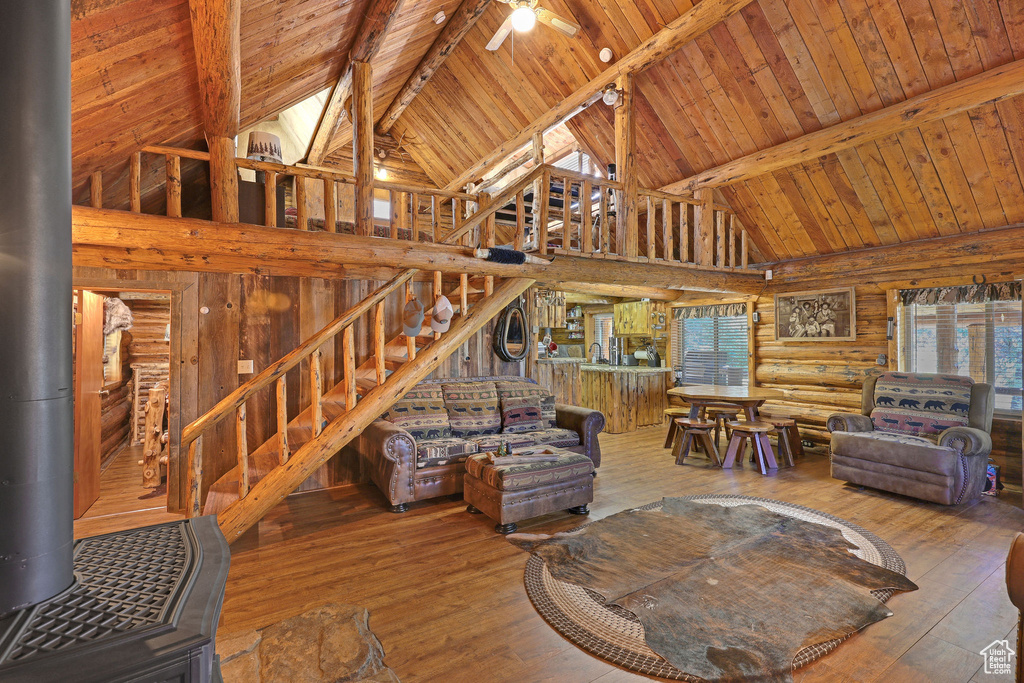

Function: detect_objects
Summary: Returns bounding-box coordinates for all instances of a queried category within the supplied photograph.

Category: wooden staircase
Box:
[183,268,532,543]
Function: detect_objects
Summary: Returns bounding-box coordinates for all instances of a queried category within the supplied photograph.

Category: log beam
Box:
[376,0,492,135]
[188,0,240,223]
[444,0,756,190]
[71,206,765,294]
[306,0,405,166]
[615,74,637,258]
[661,57,1024,194]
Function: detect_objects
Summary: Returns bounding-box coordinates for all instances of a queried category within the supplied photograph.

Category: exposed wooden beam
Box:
[352,62,374,236]
[444,0,756,190]
[306,0,405,166]
[661,57,1024,194]
[188,0,240,222]
[376,0,492,135]
[71,207,765,294]
[549,281,683,301]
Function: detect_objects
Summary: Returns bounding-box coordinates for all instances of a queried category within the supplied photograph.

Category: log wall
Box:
[757,239,1023,490]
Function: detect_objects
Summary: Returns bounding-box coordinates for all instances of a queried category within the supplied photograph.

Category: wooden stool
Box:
[672,418,720,466]
[663,407,691,449]
[765,417,802,467]
[723,421,777,474]
[708,408,741,447]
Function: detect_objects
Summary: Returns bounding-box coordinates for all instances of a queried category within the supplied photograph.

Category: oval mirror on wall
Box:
[494,300,529,362]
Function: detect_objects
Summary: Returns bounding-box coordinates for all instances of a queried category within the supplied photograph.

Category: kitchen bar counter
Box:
[536,358,584,405]
[579,363,671,433]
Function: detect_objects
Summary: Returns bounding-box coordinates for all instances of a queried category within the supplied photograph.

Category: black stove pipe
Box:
[0,2,74,614]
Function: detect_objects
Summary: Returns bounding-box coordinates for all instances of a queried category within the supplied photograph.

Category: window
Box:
[899,299,1022,415]
[552,151,602,177]
[373,197,391,220]
[672,312,749,386]
[592,313,612,361]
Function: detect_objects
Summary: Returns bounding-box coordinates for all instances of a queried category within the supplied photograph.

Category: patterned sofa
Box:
[357,376,605,511]
[827,372,994,505]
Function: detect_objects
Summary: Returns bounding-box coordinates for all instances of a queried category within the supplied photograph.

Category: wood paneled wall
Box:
[757,237,1023,490]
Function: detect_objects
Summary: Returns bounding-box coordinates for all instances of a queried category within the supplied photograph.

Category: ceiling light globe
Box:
[510,6,536,32]
[602,88,619,106]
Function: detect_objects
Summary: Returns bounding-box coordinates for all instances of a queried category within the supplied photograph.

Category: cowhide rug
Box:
[509,498,917,682]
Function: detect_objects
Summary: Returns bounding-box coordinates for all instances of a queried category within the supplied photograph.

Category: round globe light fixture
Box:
[510,6,537,32]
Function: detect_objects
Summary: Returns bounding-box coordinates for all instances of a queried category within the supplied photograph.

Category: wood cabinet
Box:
[533,289,566,328]
[613,301,667,336]
[580,365,671,433]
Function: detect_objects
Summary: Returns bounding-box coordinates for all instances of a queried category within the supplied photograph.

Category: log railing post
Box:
[716,210,726,268]
[324,179,337,233]
[679,202,689,263]
[375,301,386,383]
[405,280,417,360]
[482,193,495,296]
[411,192,421,241]
[599,186,609,254]
[187,435,202,517]
[694,187,714,266]
[276,377,290,463]
[264,170,278,227]
[236,403,248,497]
[514,190,525,250]
[662,198,672,261]
[166,155,182,217]
[129,151,141,213]
[296,176,308,231]
[90,170,103,208]
[460,273,469,318]
[431,195,440,243]
[582,180,593,254]
[433,271,443,340]
[646,194,655,259]
[741,229,749,269]
[728,213,736,267]
[562,176,572,251]
[310,348,323,437]
[538,169,550,255]
[344,326,357,409]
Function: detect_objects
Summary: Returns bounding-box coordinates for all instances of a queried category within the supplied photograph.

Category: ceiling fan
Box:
[485,0,580,51]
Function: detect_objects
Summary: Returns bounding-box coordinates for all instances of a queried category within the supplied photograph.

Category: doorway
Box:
[73,288,173,520]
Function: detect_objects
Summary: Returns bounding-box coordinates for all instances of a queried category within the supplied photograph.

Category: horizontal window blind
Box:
[592,313,612,361]
[899,300,1023,415]
[552,151,601,177]
[672,315,749,386]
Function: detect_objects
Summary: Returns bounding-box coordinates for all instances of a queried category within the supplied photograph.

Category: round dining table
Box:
[667,384,784,421]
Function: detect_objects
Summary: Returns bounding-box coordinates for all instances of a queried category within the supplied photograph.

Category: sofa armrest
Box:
[357,419,417,507]
[938,426,993,458]
[827,412,874,433]
[555,403,605,468]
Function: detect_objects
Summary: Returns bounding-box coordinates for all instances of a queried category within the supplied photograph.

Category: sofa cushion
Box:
[464,451,594,491]
[465,432,536,452]
[519,427,581,449]
[870,372,973,437]
[415,437,478,469]
[495,381,556,428]
[382,386,452,440]
[830,430,959,477]
[501,396,545,433]
[442,382,501,437]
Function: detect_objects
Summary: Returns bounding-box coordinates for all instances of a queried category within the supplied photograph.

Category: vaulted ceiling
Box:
[71,0,1024,264]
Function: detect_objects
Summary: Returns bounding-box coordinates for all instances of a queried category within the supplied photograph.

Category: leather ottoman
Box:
[463,449,594,534]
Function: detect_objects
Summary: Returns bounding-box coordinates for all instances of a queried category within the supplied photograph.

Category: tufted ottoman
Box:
[463,448,594,534]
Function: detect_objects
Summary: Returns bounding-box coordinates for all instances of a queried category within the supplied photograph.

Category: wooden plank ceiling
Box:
[71,0,1024,263]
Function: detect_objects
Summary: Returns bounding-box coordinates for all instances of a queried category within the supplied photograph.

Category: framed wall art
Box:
[774,287,856,341]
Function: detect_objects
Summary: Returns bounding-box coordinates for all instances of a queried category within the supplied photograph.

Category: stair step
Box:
[383,354,405,371]
[355,377,378,396]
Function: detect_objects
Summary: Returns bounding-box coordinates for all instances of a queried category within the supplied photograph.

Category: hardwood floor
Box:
[78,426,1023,681]
[73,443,180,539]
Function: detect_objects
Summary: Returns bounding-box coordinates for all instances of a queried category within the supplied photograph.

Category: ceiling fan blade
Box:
[535,7,580,37]
[486,16,514,51]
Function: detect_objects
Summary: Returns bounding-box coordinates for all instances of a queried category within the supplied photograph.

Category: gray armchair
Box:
[827,372,994,505]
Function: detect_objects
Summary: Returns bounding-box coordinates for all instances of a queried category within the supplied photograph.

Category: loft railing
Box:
[83,147,753,271]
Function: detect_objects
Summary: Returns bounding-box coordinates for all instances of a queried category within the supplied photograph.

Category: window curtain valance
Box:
[674,303,747,319]
[900,281,1021,306]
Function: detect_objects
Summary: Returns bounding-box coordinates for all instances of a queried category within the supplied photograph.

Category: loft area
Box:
[2,0,1023,681]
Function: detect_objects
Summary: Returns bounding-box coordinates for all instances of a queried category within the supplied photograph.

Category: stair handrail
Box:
[441,165,546,244]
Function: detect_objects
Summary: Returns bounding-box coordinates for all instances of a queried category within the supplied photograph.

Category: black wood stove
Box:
[0,4,229,682]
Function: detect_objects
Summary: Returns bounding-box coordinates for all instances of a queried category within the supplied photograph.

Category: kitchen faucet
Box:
[588,342,602,364]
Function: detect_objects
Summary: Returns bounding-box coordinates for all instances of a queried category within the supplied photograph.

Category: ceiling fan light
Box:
[510,6,536,32]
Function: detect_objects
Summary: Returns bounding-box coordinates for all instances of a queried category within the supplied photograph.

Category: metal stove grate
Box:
[0,523,194,663]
